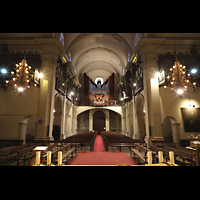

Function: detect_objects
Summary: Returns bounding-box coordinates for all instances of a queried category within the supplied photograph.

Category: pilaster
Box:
[35,53,57,140]
[142,55,163,147]
[89,110,93,131]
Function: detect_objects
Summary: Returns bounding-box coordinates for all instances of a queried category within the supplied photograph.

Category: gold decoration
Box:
[5,58,35,92]
[164,58,197,95]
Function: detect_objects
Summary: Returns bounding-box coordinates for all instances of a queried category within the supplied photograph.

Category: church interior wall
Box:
[160,86,200,141]
[1,33,200,146]
[0,86,39,140]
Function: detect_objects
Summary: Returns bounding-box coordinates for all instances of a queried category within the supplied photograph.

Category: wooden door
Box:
[93,111,105,135]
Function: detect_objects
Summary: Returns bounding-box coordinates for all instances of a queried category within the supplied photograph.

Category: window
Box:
[69,52,71,62]
[95,77,104,85]
[60,33,64,46]
[123,66,125,75]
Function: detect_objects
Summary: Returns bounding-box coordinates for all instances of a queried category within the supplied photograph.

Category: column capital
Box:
[141,53,159,68]
[41,53,59,68]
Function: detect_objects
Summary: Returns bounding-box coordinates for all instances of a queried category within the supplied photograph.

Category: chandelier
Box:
[5,58,36,92]
[164,58,197,95]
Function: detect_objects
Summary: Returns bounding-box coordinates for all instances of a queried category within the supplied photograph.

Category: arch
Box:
[95,77,104,85]
[163,116,178,144]
[54,94,62,114]
[93,111,106,135]
[77,110,89,132]
[19,116,36,144]
[109,110,121,132]
[76,106,122,116]
[135,93,144,114]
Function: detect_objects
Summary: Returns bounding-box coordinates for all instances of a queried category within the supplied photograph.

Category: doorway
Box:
[19,116,36,144]
[163,116,178,143]
[93,111,105,135]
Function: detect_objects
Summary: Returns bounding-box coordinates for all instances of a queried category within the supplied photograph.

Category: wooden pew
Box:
[51,143,72,163]
[16,144,38,166]
[63,132,96,150]
[102,131,144,151]
[0,144,28,166]
[0,140,23,149]
[150,145,169,163]
[17,143,63,166]
[152,140,174,147]
[60,147,77,164]
[163,146,194,166]
[130,143,149,164]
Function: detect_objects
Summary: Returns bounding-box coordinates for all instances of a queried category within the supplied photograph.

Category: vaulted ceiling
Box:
[64,33,136,83]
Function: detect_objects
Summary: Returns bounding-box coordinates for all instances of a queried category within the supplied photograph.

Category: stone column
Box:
[72,105,77,134]
[35,54,57,140]
[61,97,66,139]
[127,101,133,137]
[121,105,126,134]
[143,56,163,147]
[89,110,93,131]
[105,110,110,131]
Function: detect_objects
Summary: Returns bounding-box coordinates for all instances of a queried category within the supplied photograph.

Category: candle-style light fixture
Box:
[5,57,37,93]
[164,58,197,95]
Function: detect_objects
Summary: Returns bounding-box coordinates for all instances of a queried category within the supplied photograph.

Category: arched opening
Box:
[109,110,121,132]
[77,110,89,132]
[93,111,105,135]
[163,116,177,143]
[135,94,145,140]
[53,96,62,140]
[19,116,36,144]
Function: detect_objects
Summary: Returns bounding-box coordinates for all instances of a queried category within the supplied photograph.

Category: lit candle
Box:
[58,151,62,166]
[158,151,163,163]
[47,151,51,166]
[147,151,152,165]
[36,151,41,166]
[169,151,174,164]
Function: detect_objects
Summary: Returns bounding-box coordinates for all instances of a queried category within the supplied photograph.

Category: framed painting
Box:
[181,108,200,132]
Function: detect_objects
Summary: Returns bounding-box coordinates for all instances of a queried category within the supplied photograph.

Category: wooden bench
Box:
[17,143,61,166]
[16,144,38,166]
[130,144,149,164]
[152,140,174,147]
[150,145,170,163]
[63,132,96,151]
[163,146,194,166]
[0,140,23,149]
[61,147,77,164]
[108,143,135,151]
[47,143,60,151]
[102,131,144,151]
[0,144,28,166]
[51,143,72,163]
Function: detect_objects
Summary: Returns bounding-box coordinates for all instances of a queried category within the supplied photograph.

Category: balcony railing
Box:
[77,99,124,107]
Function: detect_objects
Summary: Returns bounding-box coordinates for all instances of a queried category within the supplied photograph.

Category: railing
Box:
[77,99,124,107]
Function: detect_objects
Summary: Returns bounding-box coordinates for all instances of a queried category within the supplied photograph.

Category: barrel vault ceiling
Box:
[64,33,136,83]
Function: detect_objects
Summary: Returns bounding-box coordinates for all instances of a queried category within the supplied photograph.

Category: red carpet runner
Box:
[68,135,137,165]
[93,135,105,152]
